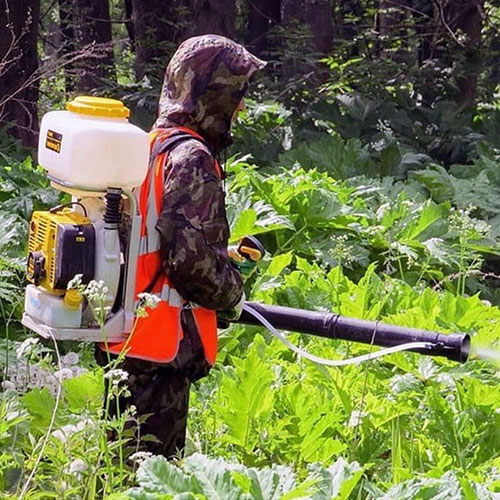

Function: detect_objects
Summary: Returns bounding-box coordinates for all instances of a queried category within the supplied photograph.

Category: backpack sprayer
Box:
[22,97,470,365]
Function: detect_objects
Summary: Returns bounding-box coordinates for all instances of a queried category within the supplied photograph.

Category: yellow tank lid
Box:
[66,96,130,119]
[64,289,83,309]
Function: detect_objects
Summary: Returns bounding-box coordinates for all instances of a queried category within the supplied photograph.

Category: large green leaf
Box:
[131,456,203,498]
[22,387,57,434]
[183,454,251,500]
[63,371,104,412]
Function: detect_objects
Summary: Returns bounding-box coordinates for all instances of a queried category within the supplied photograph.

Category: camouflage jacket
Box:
[154,35,265,312]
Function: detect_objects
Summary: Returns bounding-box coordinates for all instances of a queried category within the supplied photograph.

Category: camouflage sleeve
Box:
[155,139,244,311]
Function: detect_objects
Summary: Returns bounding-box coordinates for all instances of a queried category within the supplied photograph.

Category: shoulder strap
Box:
[150,127,223,178]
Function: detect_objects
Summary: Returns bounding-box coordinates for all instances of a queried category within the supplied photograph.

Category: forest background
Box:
[3,0,500,499]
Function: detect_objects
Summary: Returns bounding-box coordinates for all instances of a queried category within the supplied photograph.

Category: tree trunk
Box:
[58,0,77,92]
[445,0,484,107]
[338,0,363,56]
[281,0,333,55]
[188,0,236,39]
[72,0,116,91]
[131,0,186,80]
[0,0,41,148]
[124,0,135,51]
[304,0,333,54]
[409,0,435,64]
[247,0,281,56]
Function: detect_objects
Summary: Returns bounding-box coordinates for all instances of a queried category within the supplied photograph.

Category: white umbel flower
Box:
[129,451,153,463]
[83,280,109,302]
[67,274,83,290]
[69,458,88,475]
[104,369,129,383]
[136,292,161,318]
[137,292,161,309]
[62,352,79,366]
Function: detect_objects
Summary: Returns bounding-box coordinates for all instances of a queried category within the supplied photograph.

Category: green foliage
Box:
[0,139,61,338]
[127,453,363,500]
[4,18,500,493]
[188,262,500,496]
[227,159,498,295]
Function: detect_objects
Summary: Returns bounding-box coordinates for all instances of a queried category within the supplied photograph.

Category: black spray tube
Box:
[236,302,470,363]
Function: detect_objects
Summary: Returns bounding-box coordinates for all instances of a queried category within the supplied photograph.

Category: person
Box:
[98,35,265,458]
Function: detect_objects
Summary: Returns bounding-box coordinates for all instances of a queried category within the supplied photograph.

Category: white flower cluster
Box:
[137,292,161,309]
[129,451,153,463]
[4,350,87,395]
[327,234,354,265]
[52,418,94,444]
[375,119,392,134]
[135,292,161,318]
[370,139,386,152]
[67,274,84,291]
[84,280,109,303]
[104,368,129,386]
[348,409,367,427]
[448,205,491,239]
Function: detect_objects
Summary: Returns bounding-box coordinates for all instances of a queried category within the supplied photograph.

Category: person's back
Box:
[98,35,265,458]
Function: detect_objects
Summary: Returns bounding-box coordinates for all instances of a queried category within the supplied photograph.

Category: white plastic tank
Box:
[38,96,149,191]
[25,285,82,328]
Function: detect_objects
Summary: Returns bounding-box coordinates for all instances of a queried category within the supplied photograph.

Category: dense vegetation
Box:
[2,0,500,498]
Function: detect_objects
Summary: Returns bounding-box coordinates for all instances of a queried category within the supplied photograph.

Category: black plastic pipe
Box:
[236,302,470,363]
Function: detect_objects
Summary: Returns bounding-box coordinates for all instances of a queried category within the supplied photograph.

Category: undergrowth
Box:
[2,96,500,498]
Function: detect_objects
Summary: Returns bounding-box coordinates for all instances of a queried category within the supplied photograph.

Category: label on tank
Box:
[46,130,63,153]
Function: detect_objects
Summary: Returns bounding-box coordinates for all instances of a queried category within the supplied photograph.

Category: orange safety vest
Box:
[104,127,220,364]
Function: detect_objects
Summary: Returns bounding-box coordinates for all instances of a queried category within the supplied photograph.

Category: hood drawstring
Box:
[217,148,228,192]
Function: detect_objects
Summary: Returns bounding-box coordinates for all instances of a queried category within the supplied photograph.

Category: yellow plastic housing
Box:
[27,209,91,292]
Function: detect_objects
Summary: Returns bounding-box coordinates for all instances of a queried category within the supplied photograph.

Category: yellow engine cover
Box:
[27,209,94,292]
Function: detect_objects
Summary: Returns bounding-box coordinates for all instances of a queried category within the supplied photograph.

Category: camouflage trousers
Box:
[96,308,211,458]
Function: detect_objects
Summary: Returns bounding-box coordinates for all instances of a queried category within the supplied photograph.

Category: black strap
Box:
[151,130,216,160]
[143,267,164,294]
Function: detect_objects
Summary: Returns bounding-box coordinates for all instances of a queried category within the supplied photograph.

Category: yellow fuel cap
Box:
[64,289,83,309]
[66,96,130,119]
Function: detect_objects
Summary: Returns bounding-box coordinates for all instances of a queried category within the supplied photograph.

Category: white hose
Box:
[242,303,434,367]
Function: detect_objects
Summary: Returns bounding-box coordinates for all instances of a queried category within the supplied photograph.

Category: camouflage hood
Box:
[154,35,266,153]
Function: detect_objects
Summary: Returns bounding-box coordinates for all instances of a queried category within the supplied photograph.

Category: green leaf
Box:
[216,336,274,453]
[399,201,450,241]
[183,454,251,500]
[246,465,297,500]
[63,370,103,412]
[134,456,202,496]
[266,252,293,277]
[22,387,56,433]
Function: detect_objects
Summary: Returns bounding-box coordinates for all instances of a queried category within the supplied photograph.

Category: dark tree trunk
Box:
[281,0,333,55]
[188,0,236,39]
[58,0,77,92]
[0,0,41,148]
[247,0,281,56]
[72,0,116,91]
[124,0,135,51]
[338,0,363,56]
[445,0,484,107]
[131,0,186,80]
[304,0,333,54]
[409,0,435,64]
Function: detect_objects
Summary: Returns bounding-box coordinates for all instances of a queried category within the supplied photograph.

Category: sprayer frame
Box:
[22,177,135,342]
